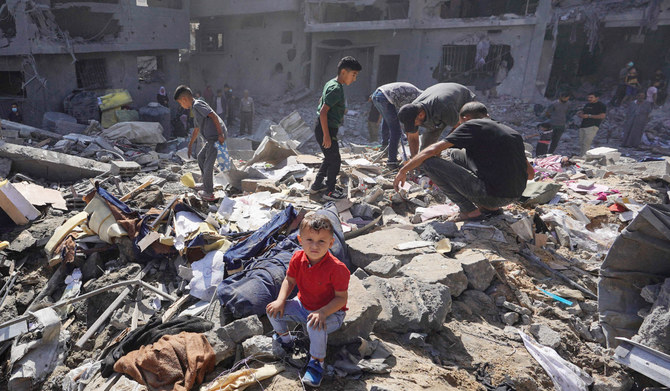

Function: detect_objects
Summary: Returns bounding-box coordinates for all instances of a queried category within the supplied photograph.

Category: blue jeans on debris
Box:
[372,89,402,163]
[421,150,517,213]
[267,297,345,359]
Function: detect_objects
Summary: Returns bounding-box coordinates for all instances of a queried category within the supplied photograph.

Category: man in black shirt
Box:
[394,102,534,222]
[577,92,607,156]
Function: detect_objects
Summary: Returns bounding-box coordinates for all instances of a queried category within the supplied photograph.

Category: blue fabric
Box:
[216,204,351,319]
[97,185,136,217]
[372,90,402,163]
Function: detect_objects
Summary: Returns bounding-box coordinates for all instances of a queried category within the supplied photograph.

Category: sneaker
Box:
[310,181,327,194]
[302,358,324,387]
[386,160,400,169]
[322,188,346,201]
[197,190,216,202]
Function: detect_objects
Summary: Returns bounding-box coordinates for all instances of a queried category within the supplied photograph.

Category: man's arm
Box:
[394,140,453,191]
[187,127,200,159]
[208,112,225,144]
[306,290,347,331]
[407,132,420,157]
[266,275,297,318]
[319,104,331,148]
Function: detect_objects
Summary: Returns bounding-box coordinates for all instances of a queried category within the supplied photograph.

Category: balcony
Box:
[190,0,300,18]
[305,0,411,32]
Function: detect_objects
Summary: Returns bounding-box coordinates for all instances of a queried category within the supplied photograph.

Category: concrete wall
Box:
[0,50,181,127]
[188,11,309,99]
[190,0,299,18]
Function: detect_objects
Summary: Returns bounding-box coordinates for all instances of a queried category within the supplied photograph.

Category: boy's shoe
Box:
[386,160,400,169]
[310,181,327,194]
[302,358,324,387]
[197,190,216,202]
[322,188,346,201]
[272,333,295,357]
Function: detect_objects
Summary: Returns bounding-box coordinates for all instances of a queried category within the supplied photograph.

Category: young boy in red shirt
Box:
[266,213,350,387]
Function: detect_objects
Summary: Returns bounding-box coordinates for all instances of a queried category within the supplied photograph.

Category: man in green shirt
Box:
[311,56,362,200]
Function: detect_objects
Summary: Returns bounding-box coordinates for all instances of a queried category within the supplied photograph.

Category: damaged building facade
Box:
[0,0,190,127]
[188,0,670,102]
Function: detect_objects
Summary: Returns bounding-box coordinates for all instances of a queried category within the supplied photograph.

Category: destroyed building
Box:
[0,0,189,127]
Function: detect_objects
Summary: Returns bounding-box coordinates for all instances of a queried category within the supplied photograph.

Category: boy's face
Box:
[587,95,598,103]
[298,227,334,262]
[340,69,359,86]
[177,95,193,109]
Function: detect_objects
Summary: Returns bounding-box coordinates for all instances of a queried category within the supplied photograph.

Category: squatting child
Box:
[310,56,362,200]
[266,213,350,387]
[174,85,227,202]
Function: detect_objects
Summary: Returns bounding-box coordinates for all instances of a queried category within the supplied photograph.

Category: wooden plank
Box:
[119,178,155,202]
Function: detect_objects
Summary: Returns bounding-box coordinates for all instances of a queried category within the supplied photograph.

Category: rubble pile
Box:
[1,92,670,391]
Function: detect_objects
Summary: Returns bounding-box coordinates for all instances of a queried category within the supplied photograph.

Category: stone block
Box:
[347,228,429,268]
[329,275,381,346]
[362,276,451,333]
[529,323,561,348]
[399,253,468,297]
[242,335,277,359]
[363,256,402,278]
[205,315,263,364]
[455,250,496,291]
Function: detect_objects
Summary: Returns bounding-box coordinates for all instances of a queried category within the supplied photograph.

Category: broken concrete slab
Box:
[0,141,111,182]
[328,274,382,346]
[455,250,496,292]
[204,315,264,364]
[348,228,431,268]
[363,256,402,278]
[529,323,561,348]
[362,275,451,333]
[0,180,41,225]
[242,335,277,359]
[0,157,11,179]
[633,278,670,353]
[609,159,670,182]
[399,253,468,297]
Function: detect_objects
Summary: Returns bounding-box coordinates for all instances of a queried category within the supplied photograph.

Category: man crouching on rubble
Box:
[174,85,227,202]
[394,102,534,222]
[266,213,350,387]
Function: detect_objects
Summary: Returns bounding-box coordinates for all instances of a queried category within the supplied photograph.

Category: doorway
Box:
[376,55,400,86]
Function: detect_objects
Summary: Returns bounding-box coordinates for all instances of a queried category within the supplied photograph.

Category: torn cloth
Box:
[114,332,215,391]
[202,363,284,391]
[101,316,213,377]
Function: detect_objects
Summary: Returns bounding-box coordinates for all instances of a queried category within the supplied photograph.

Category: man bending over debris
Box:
[394,102,534,222]
[266,213,350,387]
[174,85,227,202]
[397,82,476,157]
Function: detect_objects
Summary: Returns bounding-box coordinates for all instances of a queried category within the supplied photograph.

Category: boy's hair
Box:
[337,56,362,73]
[459,102,488,119]
[299,213,334,236]
[588,91,600,97]
[174,85,193,101]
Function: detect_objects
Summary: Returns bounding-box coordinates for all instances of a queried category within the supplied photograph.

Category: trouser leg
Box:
[548,125,565,154]
[198,140,217,194]
[306,310,345,359]
[314,123,341,191]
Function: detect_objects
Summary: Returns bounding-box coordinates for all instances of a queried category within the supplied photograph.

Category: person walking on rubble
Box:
[266,213,350,388]
[576,92,607,156]
[394,102,534,222]
[174,85,227,202]
[621,92,653,148]
[239,90,254,135]
[371,82,423,167]
[543,91,571,154]
[157,86,169,108]
[396,82,476,158]
[310,56,362,201]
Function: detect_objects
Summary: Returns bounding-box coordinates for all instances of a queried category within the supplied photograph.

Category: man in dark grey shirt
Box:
[371,82,423,166]
[543,91,571,153]
[174,85,227,202]
[397,83,476,157]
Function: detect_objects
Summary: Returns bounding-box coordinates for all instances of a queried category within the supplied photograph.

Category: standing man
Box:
[396,83,476,157]
[543,91,571,154]
[394,102,533,222]
[224,84,235,126]
[577,92,607,156]
[239,90,255,135]
[371,82,423,166]
[621,92,653,148]
[204,85,214,108]
[174,85,227,202]
[215,89,227,120]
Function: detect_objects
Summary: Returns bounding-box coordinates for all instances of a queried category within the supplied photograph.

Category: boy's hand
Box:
[307,310,327,331]
[218,134,225,144]
[322,136,332,149]
[266,300,285,318]
[187,144,193,159]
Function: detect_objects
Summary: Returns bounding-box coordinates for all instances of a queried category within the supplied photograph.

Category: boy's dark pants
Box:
[198,140,217,194]
[536,142,549,157]
[548,125,565,154]
[314,123,340,192]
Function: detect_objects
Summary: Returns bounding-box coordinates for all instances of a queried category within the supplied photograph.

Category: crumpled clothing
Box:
[202,363,284,391]
[534,155,566,172]
[114,332,215,391]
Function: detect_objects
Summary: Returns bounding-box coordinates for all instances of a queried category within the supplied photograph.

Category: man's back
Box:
[445,118,527,198]
[414,83,476,131]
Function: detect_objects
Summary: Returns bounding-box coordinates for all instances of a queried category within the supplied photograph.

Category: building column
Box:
[521,0,552,100]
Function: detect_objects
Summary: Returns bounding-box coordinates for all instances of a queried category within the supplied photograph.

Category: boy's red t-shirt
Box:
[286,250,350,312]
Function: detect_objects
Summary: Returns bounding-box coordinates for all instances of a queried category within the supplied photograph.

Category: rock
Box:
[451,290,499,323]
[502,312,519,325]
[329,275,381,345]
[0,157,11,178]
[455,250,496,291]
[574,318,594,341]
[418,224,444,242]
[362,276,451,333]
[8,231,36,252]
[353,268,369,280]
[553,287,585,301]
[503,326,522,342]
[205,315,263,364]
[521,314,532,325]
[242,335,277,359]
[348,228,430,268]
[529,323,561,348]
[633,278,670,352]
[591,373,633,391]
[589,322,606,345]
[503,301,532,316]
[640,283,662,304]
[579,300,598,314]
[363,256,402,278]
[398,253,468,297]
